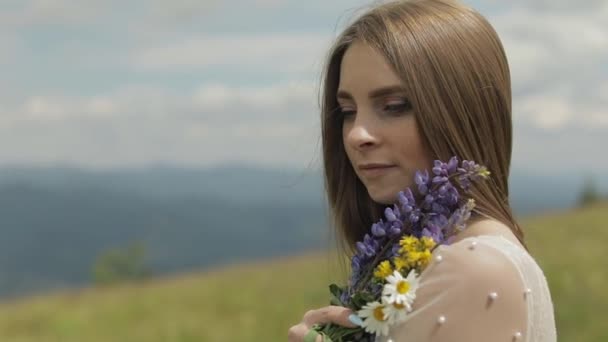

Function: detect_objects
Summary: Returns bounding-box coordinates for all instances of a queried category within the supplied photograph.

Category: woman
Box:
[288,0,557,341]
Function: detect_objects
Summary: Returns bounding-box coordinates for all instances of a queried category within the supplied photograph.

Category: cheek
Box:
[392,124,429,166]
[342,125,354,161]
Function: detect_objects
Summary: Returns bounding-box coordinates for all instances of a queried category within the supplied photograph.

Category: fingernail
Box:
[348,313,364,327]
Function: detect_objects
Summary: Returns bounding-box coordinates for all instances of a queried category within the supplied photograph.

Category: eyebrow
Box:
[336,85,406,101]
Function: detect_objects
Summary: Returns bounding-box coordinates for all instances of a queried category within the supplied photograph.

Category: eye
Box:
[383,99,413,115]
[337,105,356,118]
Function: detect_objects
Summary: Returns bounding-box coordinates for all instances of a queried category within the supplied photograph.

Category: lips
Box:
[358,163,396,171]
[358,164,396,178]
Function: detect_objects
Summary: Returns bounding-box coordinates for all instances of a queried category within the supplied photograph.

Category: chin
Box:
[369,189,398,205]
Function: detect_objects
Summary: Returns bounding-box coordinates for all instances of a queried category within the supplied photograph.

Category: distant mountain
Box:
[0,163,325,203]
[0,164,603,300]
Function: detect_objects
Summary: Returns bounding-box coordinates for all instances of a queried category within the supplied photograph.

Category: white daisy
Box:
[384,297,412,324]
[382,269,419,306]
[357,301,391,337]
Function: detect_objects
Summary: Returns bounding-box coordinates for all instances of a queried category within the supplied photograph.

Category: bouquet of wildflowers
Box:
[311,157,491,341]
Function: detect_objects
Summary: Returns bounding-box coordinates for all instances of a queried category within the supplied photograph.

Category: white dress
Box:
[375,234,557,342]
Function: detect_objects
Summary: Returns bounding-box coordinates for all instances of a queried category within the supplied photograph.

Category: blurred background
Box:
[0,0,606,341]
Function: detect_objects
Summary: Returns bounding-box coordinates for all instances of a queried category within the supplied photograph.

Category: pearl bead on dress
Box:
[468,241,477,250]
[437,315,446,325]
[488,292,498,301]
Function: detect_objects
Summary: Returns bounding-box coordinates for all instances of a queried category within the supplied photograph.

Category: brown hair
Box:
[320,0,525,261]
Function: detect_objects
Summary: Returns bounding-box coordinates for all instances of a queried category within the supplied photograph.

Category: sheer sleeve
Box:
[379,236,530,342]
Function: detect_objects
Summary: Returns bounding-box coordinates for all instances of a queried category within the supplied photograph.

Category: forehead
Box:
[339,41,403,93]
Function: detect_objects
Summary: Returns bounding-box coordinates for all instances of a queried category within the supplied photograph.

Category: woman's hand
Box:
[287,306,363,342]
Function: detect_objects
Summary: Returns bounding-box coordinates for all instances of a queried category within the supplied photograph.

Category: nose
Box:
[344,114,379,151]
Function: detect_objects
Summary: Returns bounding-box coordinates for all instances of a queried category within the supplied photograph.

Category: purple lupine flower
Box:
[393,204,402,220]
[398,189,416,213]
[359,234,379,258]
[432,175,448,184]
[397,191,410,207]
[385,207,398,222]
[414,170,430,195]
[432,160,448,176]
[446,156,459,173]
[403,188,415,203]
[371,222,386,237]
[435,214,449,228]
[459,159,474,172]
[431,202,450,216]
[401,203,413,213]
[351,255,362,273]
[409,208,422,224]
[445,199,476,237]
[446,186,459,205]
[356,241,368,256]
[456,159,490,190]
[421,225,443,242]
[388,220,402,237]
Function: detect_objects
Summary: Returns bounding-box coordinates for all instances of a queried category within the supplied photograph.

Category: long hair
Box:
[320,0,524,263]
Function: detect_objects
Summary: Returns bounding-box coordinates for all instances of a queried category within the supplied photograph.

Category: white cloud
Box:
[590,111,608,126]
[512,122,608,173]
[483,0,608,11]
[0,33,21,65]
[131,32,333,74]
[192,81,317,123]
[516,95,572,131]
[0,0,114,28]
[514,82,608,131]
[147,0,222,19]
[0,81,321,168]
[492,7,607,88]
[0,0,606,170]
[488,4,608,132]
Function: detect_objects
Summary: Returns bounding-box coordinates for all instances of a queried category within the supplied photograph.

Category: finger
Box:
[287,324,309,342]
[287,323,324,342]
[301,306,360,328]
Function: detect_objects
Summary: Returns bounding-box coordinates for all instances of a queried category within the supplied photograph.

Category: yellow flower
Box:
[420,236,436,250]
[399,236,418,251]
[399,236,420,256]
[393,257,408,272]
[406,251,421,267]
[374,260,393,280]
[478,166,491,178]
[418,249,433,268]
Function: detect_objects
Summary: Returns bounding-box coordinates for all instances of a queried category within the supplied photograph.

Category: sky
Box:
[0,0,606,175]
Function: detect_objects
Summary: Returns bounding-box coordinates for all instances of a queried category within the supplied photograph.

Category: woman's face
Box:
[339,41,433,205]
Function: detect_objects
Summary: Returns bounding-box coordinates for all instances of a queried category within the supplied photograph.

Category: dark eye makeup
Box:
[383,99,413,114]
[336,96,413,119]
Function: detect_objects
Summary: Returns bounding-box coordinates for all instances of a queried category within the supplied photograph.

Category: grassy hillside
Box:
[0,203,606,342]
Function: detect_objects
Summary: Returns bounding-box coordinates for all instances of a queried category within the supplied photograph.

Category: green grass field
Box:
[0,202,606,341]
